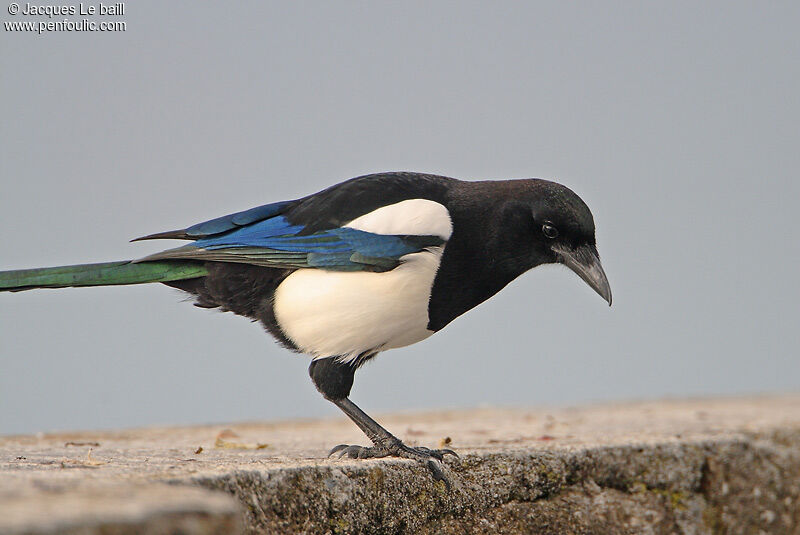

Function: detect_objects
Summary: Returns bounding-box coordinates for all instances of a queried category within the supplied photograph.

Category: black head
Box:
[496,179,612,305]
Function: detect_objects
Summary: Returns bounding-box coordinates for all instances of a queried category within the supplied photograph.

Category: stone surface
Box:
[1,395,799,534]
[0,484,241,535]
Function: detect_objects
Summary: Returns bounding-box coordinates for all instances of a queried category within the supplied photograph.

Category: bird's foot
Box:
[329,440,457,488]
[329,443,457,461]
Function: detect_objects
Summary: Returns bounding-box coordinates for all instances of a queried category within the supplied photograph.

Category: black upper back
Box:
[286,172,454,234]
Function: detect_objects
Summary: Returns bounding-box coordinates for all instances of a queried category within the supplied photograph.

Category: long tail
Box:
[0,260,208,292]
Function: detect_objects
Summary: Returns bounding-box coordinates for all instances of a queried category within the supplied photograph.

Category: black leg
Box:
[329,397,456,486]
[309,357,457,487]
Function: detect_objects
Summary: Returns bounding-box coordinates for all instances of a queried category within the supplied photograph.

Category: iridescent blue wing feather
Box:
[136,213,443,272]
[132,200,295,241]
[186,201,295,238]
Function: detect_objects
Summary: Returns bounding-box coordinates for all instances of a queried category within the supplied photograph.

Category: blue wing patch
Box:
[132,200,296,242]
[185,200,295,238]
[137,214,444,272]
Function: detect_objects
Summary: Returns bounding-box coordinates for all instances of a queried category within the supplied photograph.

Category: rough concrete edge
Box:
[165,429,800,534]
[0,483,243,535]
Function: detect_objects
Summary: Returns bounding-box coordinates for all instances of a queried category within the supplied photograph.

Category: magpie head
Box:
[501,180,612,306]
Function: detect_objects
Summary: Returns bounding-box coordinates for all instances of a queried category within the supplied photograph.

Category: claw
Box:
[339,447,357,459]
[330,444,389,459]
[426,459,451,490]
[410,447,459,460]
[328,444,349,457]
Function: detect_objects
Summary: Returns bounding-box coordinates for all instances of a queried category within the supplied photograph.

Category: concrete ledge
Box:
[0,484,241,535]
[2,395,799,534]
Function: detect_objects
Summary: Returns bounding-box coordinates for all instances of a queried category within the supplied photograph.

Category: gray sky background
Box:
[1,2,798,435]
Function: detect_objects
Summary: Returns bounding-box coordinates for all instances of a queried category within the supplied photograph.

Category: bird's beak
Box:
[552,243,612,306]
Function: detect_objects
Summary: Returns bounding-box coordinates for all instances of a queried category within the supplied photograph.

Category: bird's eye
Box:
[542,223,559,239]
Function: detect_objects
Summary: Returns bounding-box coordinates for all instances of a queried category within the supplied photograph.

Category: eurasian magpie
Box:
[0,172,611,486]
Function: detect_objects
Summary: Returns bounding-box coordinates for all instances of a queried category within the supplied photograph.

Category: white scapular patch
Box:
[344,199,453,239]
[273,247,445,361]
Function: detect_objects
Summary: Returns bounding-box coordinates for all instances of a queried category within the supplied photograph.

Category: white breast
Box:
[273,247,443,361]
[273,199,452,361]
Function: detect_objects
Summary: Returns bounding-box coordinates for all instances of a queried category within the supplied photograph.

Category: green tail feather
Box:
[0,260,208,292]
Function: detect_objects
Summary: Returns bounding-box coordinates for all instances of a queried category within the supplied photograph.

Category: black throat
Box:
[427,181,544,332]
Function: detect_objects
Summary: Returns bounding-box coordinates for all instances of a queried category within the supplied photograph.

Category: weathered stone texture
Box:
[1,396,798,534]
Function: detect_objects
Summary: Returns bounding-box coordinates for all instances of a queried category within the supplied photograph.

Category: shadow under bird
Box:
[0,172,611,486]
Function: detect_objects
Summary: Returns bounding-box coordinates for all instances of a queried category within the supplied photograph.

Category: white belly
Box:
[273,248,443,361]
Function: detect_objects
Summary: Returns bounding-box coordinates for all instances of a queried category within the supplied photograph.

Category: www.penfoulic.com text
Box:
[5,2,126,34]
